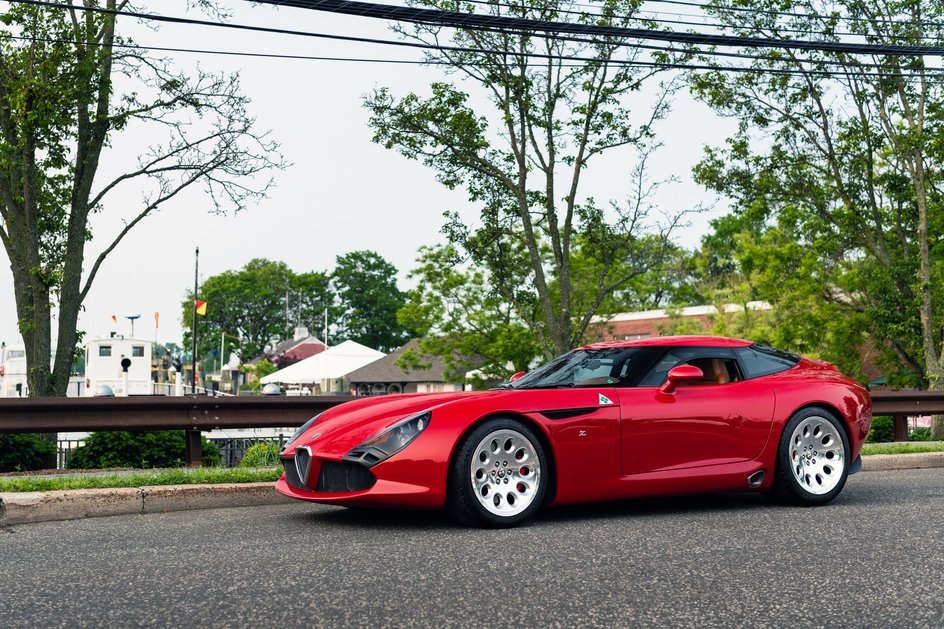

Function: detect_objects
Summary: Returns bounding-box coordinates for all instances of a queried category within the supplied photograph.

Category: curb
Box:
[0,482,291,527]
[859,451,944,472]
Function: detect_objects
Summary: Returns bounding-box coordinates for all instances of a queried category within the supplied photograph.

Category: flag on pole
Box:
[154,311,160,329]
[195,300,207,316]
[111,314,117,324]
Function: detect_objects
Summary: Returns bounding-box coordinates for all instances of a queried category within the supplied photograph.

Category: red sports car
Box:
[277,336,872,527]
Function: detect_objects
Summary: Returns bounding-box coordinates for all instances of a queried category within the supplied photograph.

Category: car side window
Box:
[637,347,739,387]
[735,345,800,378]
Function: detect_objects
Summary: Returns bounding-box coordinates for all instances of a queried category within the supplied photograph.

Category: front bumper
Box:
[275,452,444,509]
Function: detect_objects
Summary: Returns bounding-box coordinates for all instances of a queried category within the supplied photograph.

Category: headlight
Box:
[282,413,322,452]
[344,411,431,467]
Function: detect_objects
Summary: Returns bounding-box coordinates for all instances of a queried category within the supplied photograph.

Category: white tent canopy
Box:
[260,340,384,385]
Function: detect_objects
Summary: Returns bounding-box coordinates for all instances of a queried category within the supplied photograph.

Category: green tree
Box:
[332,250,410,352]
[0,2,282,397]
[365,1,687,359]
[182,259,333,360]
[398,244,541,386]
[241,358,276,392]
[690,0,944,434]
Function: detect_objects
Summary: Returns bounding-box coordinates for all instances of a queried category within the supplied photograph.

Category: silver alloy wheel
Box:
[789,416,845,495]
[470,428,542,517]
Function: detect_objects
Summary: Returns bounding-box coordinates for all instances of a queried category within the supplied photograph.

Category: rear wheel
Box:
[768,407,849,505]
[446,418,548,528]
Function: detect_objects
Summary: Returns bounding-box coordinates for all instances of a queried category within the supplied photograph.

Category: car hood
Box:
[283,387,624,459]
[283,391,483,458]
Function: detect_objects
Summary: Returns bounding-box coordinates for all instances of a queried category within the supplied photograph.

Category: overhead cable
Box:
[253,0,944,55]
[639,0,944,30]
[2,0,941,80]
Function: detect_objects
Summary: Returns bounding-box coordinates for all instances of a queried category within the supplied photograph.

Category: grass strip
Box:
[861,442,944,456]
[0,467,281,493]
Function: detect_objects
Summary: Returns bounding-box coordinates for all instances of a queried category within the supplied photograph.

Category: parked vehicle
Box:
[277,336,872,527]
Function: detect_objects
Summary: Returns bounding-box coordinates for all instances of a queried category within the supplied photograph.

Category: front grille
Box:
[316,461,377,493]
[294,446,313,486]
[282,457,306,490]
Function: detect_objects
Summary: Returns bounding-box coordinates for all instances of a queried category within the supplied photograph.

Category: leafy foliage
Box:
[183,259,333,361]
[366,1,689,358]
[909,427,932,442]
[0,2,283,396]
[398,244,541,386]
[67,431,222,469]
[240,442,282,468]
[0,434,56,472]
[866,416,895,444]
[332,250,411,352]
[689,1,944,409]
[0,467,281,493]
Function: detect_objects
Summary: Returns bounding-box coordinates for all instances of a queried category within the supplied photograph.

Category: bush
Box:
[909,427,932,442]
[0,434,56,472]
[866,416,895,443]
[240,442,282,467]
[68,430,222,469]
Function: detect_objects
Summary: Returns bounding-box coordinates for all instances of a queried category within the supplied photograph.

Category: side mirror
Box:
[509,371,527,383]
[659,365,704,394]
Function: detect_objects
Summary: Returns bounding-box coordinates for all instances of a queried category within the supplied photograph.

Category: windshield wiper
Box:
[516,383,575,389]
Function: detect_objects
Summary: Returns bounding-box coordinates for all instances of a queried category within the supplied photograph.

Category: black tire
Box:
[767,406,850,506]
[446,418,549,528]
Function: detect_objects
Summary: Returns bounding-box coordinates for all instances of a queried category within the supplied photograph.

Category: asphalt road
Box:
[1,469,943,628]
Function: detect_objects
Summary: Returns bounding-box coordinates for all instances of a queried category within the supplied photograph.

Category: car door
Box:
[617,347,776,475]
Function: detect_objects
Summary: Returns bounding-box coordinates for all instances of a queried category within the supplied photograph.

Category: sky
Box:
[0,0,737,352]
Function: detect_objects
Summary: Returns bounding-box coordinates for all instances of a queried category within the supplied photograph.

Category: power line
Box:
[457,0,868,38]
[7,0,944,56]
[640,0,944,30]
[2,0,941,81]
[256,0,944,55]
[2,18,938,80]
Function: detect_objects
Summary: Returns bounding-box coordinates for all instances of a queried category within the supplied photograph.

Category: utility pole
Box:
[192,247,199,393]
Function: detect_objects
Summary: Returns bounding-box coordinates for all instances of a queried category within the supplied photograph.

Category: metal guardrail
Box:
[871,391,944,441]
[0,395,350,466]
[0,391,940,465]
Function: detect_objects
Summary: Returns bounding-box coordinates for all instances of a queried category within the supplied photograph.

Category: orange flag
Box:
[195,300,207,316]
[111,314,117,324]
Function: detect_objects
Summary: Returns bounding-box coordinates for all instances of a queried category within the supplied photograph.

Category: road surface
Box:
[2,469,943,627]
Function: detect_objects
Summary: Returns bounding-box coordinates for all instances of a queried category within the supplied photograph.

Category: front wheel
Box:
[446,418,548,528]
[768,407,850,506]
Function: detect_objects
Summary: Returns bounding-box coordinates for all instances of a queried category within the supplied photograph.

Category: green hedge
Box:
[67,430,221,469]
[0,434,56,472]
[866,416,895,443]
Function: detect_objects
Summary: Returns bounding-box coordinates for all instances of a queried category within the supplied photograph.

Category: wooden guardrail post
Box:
[892,415,909,441]
[185,429,202,467]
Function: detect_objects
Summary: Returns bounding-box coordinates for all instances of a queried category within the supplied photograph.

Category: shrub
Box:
[866,416,895,443]
[240,442,282,467]
[0,434,56,472]
[909,427,932,442]
[68,430,222,469]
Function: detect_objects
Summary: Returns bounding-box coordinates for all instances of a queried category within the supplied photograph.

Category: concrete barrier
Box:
[860,451,944,472]
[0,483,290,527]
[142,483,292,514]
[0,487,143,526]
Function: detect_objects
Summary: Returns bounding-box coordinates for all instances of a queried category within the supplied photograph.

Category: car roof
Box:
[582,335,754,350]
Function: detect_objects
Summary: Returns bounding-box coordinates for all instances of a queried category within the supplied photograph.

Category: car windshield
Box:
[510,347,646,389]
